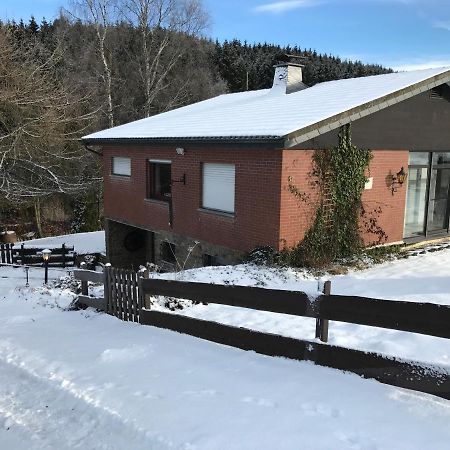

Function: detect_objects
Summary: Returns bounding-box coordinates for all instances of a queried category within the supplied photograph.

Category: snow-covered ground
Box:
[16,231,106,254]
[0,234,449,449]
[153,248,450,369]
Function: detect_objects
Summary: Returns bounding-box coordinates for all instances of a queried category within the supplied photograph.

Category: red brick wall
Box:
[103,146,409,253]
[103,146,283,253]
[279,150,318,249]
[360,150,409,244]
[278,149,409,249]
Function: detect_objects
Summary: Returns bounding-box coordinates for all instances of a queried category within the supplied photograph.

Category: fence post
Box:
[21,243,25,265]
[138,268,150,312]
[62,244,66,269]
[143,270,152,309]
[80,262,88,296]
[315,280,331,343]
[104,264,110,314]
[108,265,117,317]
[6,243,12,264]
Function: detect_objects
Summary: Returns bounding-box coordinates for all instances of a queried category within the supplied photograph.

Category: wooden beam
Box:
[77,295,107,311]
[320,295,450,339]
[73,269,105,284]
[140,278,311,316]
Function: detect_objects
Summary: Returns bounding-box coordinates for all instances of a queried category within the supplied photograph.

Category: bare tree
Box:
[0,29,99,235]
[67,0,117,127]
[123,0,209,117]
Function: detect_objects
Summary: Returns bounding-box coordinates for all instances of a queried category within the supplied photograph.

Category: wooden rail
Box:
[139,278,450,339]
[73,269,106,311]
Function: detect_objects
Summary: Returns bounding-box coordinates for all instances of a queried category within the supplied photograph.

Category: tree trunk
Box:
[34,198,43,238]
[97,27,114,128]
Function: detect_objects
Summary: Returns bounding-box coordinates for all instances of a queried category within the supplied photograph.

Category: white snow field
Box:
[16,231,106,254]
[0,242,449,449]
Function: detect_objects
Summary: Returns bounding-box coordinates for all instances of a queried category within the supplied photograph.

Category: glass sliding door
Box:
[427,153,450,233]
[404,166,429,237]
[404,153,430,238]
[404,151,450,239]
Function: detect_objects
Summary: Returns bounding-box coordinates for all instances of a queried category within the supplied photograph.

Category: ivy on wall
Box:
[288,124,376,267]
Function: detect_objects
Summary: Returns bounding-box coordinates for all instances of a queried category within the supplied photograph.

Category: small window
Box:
[161,241,176,264]
[148,161,171,201]
[112,157,131,176]
[202,163,235,213]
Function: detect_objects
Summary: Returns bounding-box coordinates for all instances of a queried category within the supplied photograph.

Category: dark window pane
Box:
[148,162,171,201]
[434,169,450,198]
[409,152,429,166]
[158,164,171,197]
[427,168,450,232]
[432,152,450,165]
[428,199,449,232]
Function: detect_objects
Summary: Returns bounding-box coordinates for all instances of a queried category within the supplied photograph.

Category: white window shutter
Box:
[203,163,235,213]
[112,157,131,176]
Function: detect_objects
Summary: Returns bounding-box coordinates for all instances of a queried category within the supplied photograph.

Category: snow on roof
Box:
[83,67,450,142]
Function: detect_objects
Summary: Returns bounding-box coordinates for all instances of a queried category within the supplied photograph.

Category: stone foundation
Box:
[105,219,242,270]
[105,220,149,269]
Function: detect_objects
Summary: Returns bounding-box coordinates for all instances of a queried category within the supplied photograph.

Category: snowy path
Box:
[0,358,161,450]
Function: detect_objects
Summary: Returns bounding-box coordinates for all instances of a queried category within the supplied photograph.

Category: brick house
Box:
[83,64,450,269]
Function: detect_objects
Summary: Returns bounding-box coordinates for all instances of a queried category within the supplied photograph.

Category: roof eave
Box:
[81,135,286,148]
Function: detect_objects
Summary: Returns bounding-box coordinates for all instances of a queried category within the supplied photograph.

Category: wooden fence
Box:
[0,244,14,264]
[106,267,141,322]
[0,243,76,267]
[74,266,141,323]
[74,268,450,400]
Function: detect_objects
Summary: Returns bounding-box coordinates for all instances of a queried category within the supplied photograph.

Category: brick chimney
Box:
[271,62,307,94]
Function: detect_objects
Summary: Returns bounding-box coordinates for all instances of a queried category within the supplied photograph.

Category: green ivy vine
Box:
[289,124,375,267]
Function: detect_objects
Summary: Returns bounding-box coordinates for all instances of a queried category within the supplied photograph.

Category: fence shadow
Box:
[74,267,450,400]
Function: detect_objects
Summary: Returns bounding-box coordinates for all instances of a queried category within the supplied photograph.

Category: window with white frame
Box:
[112,157,131,176]
[202,163,235,213]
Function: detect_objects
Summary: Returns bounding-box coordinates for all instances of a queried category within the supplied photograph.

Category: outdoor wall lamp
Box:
[176,147,185,155]
[172,174,186,185]
[391,167,407,195]
[42,248,52,284]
